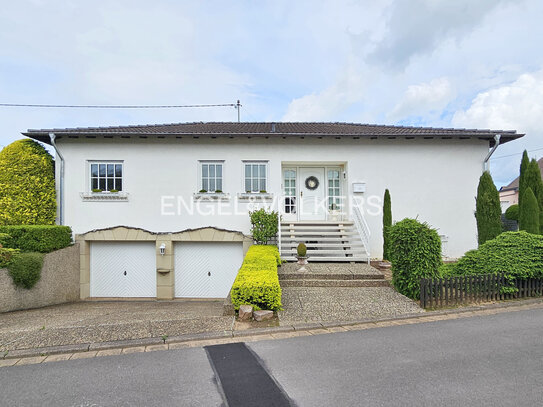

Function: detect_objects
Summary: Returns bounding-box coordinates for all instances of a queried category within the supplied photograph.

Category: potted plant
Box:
[296,242,308,265]
[329,203,341,221]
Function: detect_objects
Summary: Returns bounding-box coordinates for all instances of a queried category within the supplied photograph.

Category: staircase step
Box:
[282,231,359,236]
[281,256,369,262]
[281,237,363,243]
[281,221,353,226]
[279,279,390,288]
[280,225,354,230]
[281,243,365,248]
[281,249,366,255]
[278,273,384,280]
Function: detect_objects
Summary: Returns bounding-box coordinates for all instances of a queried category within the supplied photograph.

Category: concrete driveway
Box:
[0,301,234,352]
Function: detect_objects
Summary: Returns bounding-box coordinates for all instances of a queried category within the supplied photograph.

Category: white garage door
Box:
[90,242,157,298]
[174,242,243,298]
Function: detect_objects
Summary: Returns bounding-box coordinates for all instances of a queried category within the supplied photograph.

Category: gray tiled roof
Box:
[23,121,523,145]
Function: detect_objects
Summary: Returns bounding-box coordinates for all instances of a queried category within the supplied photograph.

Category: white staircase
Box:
[279,220,370,262]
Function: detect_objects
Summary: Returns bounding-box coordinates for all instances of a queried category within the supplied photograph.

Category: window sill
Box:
[237,193,274,201]
[193,192,230,201]
[80,192,129,201]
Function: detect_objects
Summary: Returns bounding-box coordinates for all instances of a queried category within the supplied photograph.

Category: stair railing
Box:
[277,212,282,257]
[352,204,371,263]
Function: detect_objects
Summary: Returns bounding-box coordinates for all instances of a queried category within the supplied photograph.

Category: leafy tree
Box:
[0,140,56,225]
[382,189,392,260]
[518,150,529,208]
[475,171,502,245]
[519,187,539,234]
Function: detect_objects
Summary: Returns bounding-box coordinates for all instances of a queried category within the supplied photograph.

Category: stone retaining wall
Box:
[0,244,80,313]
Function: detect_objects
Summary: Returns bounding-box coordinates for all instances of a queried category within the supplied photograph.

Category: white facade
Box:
[56,137,488,259]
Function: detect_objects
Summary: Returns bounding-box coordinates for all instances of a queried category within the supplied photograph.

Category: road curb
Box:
[3,297,543,360]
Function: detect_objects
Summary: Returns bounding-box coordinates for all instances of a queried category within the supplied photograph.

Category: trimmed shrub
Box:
[475,171,502,245]
[444,232,543,281]
[0,225,72,253]
[504,204,519,221]
[389,218,442,300]
[249,208,279,244]
[297,243,307,257]
[7,252,45,289]
[519,188,539,234]
[230,245,282,311]
[382,189,392,260]
[518,150,529,208]
[0,139,56,225]
[0,247,19,268]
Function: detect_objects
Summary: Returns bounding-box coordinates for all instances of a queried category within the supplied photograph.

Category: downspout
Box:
[483,134,501,172]
[49,133,64,225]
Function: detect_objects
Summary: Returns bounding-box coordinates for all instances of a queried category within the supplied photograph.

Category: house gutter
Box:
[49,133,64,225]
[483,134,501,172]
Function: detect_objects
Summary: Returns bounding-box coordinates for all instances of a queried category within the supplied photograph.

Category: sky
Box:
[1,0,542,187]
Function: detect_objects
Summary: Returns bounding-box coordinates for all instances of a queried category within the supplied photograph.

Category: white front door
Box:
[90,242,157,298]
[174,242,243,298]
[299,167,326,221]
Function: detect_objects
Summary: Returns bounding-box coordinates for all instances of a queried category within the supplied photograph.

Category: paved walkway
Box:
[278,287,424,324]
[0,301,233,352]
[2,299,542,368]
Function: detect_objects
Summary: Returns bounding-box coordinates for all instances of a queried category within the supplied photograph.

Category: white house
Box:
[24,122,522,300]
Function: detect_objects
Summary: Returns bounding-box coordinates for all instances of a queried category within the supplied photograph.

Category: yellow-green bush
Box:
[230,245,282,311]
[0,139,56,225]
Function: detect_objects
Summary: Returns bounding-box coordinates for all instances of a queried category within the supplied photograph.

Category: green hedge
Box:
[0,247,19,268]
[389,218,442,300]
[230,245,282,311]
[8,252,44,289]
[504,204,519,221]
[443,232,543,280]
[0,225,72,253]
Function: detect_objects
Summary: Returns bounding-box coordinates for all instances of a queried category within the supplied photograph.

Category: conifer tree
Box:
[475,171,502,245]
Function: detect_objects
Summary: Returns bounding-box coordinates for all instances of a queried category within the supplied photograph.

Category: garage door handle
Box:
[124,271,127,276]
[208,272,211,276]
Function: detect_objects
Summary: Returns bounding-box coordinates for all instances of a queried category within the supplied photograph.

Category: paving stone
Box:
[145,344,168,352]
[121,346,146,354]
[69,351,97,360]
[16,356,46,366]
[96,349,122,357]
[238,305,253,320]
[43,354,72,363]
[253,310,274,322]
[0,359,18,367]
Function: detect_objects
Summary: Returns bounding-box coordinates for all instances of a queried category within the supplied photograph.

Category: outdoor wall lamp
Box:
[159,243,166,256]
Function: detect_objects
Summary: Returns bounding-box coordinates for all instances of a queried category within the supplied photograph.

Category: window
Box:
[90,162,123,192]
[244,162,268,193]
[200,161,223,192]
[283,168,296,214]
[328,169,341,209]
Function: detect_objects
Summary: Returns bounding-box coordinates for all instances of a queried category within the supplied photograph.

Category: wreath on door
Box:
[305,176,319,190]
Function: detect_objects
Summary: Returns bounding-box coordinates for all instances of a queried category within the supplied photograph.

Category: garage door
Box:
[174,242,243,298]
[90,242,157,298]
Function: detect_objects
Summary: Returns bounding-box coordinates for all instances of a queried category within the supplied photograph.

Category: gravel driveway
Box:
[0,301,234,352]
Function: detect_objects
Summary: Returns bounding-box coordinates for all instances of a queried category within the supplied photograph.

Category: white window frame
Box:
[88,161,124,192]
[243,161,269,193]
[198,160,224,193]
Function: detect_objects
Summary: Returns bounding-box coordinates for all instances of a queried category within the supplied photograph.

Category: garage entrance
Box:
[174,242,243,298]
[90,242,156,298]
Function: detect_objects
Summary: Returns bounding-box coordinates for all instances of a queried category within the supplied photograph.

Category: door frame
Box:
[281,164,345,221]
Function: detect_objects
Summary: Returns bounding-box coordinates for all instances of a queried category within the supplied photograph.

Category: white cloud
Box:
[389,77,453,121]
[453,70,543,133]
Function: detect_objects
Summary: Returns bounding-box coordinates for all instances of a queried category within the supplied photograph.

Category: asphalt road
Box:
[1,308,542,406]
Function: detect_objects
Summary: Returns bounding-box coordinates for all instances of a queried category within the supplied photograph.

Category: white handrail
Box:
[352,205,371,263]
[277,213,282,256]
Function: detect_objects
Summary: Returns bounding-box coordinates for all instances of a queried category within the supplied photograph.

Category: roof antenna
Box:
[234,100,242,122]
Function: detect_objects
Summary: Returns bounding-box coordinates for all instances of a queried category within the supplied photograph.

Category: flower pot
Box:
[296,256,308,265]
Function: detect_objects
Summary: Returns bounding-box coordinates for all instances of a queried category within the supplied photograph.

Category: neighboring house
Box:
[24,122,522,300]
[499,157,543,212]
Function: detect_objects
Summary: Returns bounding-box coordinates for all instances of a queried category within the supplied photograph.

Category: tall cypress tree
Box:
[518,150,529,208]
[382,189,392,260]
[519,187,540,234]
[475,171,502,245]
